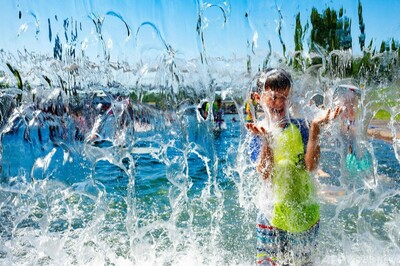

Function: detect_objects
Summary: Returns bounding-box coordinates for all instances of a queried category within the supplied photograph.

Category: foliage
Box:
[129,87,195,110]
[293,12,304,71]
[288,1,400,85]
[310,7,352,52]
[358,0,366,51]
[374,110,400,122]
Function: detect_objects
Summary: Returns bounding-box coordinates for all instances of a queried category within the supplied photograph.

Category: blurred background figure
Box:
[333,84,373,189]
[245,92,258,123]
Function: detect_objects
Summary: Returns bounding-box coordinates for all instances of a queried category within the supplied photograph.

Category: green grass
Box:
[374,110,400,121]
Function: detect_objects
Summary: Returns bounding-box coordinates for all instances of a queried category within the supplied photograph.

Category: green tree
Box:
[293,12,304,70]
[358,0,366,51]
[310,7,352,52]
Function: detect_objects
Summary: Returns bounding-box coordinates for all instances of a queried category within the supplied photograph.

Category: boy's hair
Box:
[257,68,292,93]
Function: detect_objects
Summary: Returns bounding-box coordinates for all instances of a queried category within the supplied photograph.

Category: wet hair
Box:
[257,68,292,93]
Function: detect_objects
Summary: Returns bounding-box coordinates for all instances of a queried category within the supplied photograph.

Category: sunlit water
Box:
[1,1,400,265]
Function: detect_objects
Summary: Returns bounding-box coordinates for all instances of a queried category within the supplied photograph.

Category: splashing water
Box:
[1,1,400,265]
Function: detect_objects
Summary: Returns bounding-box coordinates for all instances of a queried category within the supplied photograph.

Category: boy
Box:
[247,68,342,265]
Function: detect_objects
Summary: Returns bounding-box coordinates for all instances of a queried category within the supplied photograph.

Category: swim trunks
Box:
[256,212,319,266]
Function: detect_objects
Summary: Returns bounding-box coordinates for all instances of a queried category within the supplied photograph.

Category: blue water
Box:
[1,109,400,265]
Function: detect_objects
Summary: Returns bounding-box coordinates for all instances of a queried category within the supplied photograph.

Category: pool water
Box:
[1,110,399,265]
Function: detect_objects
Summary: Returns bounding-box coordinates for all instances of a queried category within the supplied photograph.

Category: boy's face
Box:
[258,86,290,122]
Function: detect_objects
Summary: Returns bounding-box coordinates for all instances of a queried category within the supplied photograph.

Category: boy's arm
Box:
[247,123,274,180]
[258,139,274,180]
[305,106,343,172]
[305,122,321,172]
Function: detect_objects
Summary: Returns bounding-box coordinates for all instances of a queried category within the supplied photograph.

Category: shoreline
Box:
[367,119,399,143]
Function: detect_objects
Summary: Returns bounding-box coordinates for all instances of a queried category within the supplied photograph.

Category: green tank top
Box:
[271,123,320,233]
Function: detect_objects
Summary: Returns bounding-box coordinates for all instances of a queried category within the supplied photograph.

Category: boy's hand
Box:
[312,106,343,127]
[246,123,272,139]
[247,123,273,179]
[246,123,266,135]
[246,123,273,146]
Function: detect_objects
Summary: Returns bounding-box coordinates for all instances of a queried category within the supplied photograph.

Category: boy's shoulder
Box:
[290,118,309,129]
[289,118,310,146]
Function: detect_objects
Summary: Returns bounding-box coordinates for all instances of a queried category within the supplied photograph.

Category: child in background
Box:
[245,92,258,123]
[333,85,372,188]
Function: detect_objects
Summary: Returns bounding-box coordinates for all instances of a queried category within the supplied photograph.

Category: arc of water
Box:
[195,1,229,65]
[89,11,132,62]
[135,21,172,56]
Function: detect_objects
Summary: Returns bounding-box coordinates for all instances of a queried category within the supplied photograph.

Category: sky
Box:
[1,0,400,64]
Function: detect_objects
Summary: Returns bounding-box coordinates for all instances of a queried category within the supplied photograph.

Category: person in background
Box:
[213,98,224,129]
[199,101,210,120]
[198,99,224,130]
[334,85,360,155]
[245,92,259,123]
[213,99,223,121]
[199,99,222,121]
[246,68,343,265]
[334,85,371,188]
